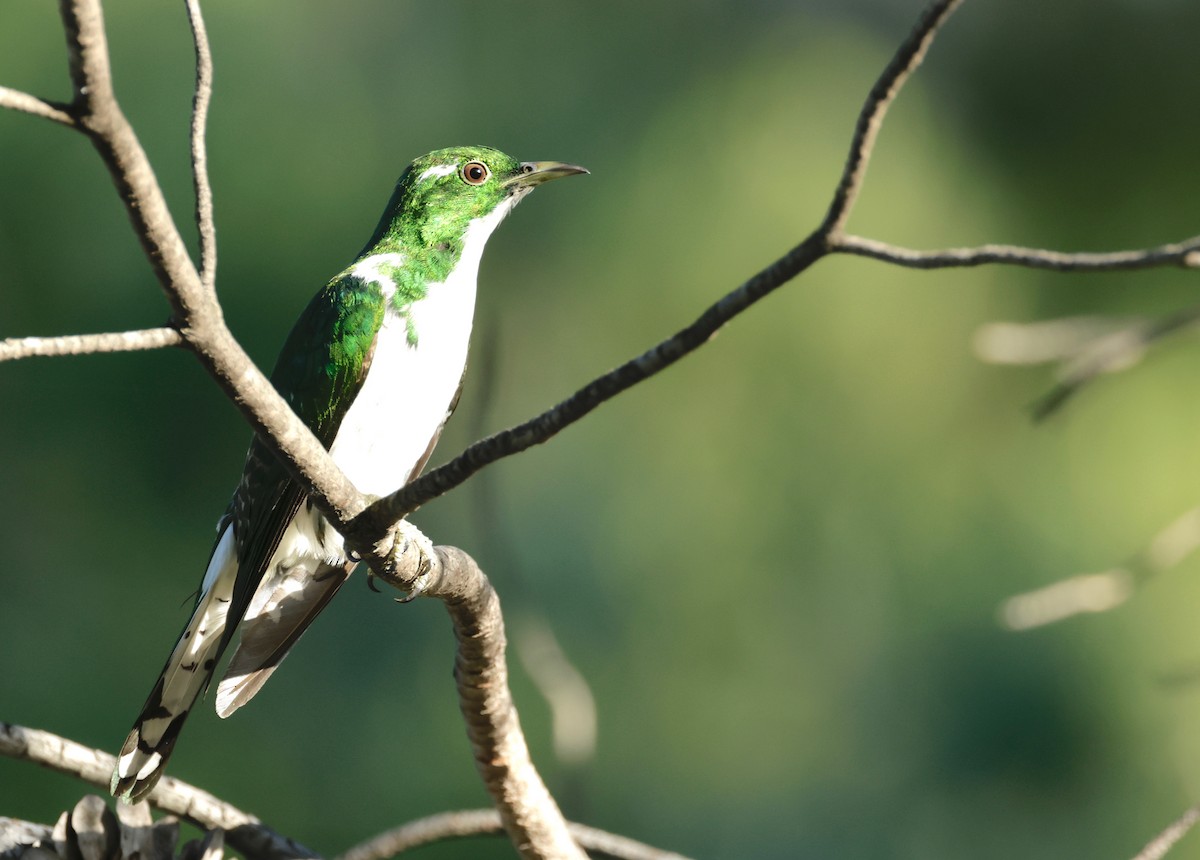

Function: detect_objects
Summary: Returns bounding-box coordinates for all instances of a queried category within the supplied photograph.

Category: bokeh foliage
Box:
[3,1,1200,858]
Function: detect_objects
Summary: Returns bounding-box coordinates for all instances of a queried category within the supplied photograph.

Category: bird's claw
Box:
[384,520,435,602]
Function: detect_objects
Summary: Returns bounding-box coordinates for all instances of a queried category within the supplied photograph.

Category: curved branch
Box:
[0,327,183,362]
[184,0,217,291]
[424,547,586,860]
[833,233,1200,271]
[0,723,317,860]
[820,0,963,236]
[337,809,693,860]
[0,86,75,126]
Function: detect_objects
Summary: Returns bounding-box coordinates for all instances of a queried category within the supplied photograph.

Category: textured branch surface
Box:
[0,328,182,362]
[184,0,216,291]
[408,548,585,860]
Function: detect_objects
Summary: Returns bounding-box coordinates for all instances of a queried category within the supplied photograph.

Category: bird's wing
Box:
[215,273,388,682]
[111,273,386,802]
[215,551,354,717]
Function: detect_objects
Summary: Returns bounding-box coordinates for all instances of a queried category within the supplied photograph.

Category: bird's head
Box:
[383,146,586,244]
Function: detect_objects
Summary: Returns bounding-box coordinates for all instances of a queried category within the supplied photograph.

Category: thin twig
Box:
[820,0,963,237]
[1130,804,1200,860]
[0,328,182,362]
[832,233,1200,271]
[1031,305,1200,419]
[1000,507,1200,632]
[184,0,217,291]
[0,86,75,126]
[0,723,316,860]
[337,809,693,860]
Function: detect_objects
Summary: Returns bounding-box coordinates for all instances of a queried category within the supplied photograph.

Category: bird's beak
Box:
[507,161,589,189]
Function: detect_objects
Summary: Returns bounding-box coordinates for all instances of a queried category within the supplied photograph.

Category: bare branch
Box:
[832,233,1200,271]
[0,328,183,362]
[0,724,317,860]
[1030,306,1200,420]
[999,507,1200,631]
[1131,804,1200,860]
[184,0,217,291]
[350,232,827,533]
[0,86,75,126]
[337,809,694,860]
[820,0,963,237]
[55,0,366,528]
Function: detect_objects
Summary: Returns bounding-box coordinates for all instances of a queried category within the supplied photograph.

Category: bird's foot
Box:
[382,519,436,603]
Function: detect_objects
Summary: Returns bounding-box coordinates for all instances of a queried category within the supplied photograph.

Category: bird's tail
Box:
[110,526,239,803]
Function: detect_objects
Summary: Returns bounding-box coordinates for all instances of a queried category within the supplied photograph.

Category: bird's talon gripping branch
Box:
[382,519,436,602]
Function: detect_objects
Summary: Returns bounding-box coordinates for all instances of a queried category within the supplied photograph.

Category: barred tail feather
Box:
[110,526,239,803]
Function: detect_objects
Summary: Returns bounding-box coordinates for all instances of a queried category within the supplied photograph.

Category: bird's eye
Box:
[461,161,490,185]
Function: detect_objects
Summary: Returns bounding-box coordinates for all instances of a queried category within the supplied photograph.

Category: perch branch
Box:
[382,547,585,860]
[0,328,183,362]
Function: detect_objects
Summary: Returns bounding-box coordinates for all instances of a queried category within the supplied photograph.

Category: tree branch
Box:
[53,0,367,529]
[397,547,586,860]
[821,0,963,237]
[0,723,316,860]
[337,809,694,860]
[1130,804,1200,860]
[184,0,217,292]
[348,0,970,532]
[0,327,183,362]
[832,233,1200,271]
[0,86,75,126]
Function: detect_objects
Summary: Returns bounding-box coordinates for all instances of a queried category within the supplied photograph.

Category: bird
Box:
[110,145,587,803]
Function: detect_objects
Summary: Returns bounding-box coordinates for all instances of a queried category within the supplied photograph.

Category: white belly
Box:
[327,273,475,499]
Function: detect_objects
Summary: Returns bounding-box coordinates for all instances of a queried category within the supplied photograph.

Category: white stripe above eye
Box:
[416,163,457,182]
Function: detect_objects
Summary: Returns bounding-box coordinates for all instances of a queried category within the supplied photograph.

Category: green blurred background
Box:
[3,0,1200,857]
